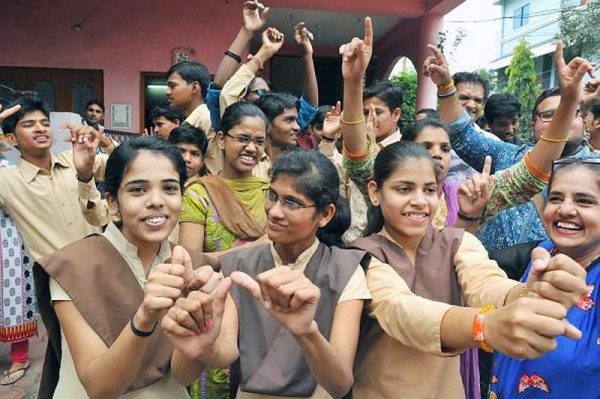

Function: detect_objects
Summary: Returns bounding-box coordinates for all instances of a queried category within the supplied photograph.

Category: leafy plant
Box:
[389,70,418,131]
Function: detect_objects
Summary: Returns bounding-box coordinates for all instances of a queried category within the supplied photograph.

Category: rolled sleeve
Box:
[366,258,455,356]
[454,232,519,308]
[343,139,376,202]
[78,180,111,226]
[297,96,318,131]
[219,64,256,117]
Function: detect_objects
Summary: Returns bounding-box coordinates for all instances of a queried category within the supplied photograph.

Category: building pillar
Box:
[416,12,444,109]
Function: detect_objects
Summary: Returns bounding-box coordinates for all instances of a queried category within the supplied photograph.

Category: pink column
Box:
[416,12,443,109]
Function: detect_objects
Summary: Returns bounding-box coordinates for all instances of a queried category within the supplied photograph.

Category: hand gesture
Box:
[423,44,453,87]
[162,277,233,360]
[525,247,587,310]
[0,103,21,123]
[554,40,595,102]
[261,27,284,57]
[230,267,321,336]
[294,22,314,55]
[243,1,269,33]
[340,17,373,82]
[583,79,600,108]
[321,101,342,141]
[457,156,492,219]
[64,123,101,179]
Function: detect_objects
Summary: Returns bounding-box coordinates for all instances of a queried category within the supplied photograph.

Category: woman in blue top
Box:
[491,158,600,398]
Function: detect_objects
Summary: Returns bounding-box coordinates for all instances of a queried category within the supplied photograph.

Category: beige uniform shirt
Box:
[237,239,371,399]
[0,150,107,260]
[354,231,519,399]
[50,222,189,399]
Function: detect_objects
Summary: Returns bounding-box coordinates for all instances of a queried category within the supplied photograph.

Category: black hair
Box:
[270,149,349,247]
[255,92,299,123]
[167,125,209,155]
[476,115,489,130]
[363,80,403,114]
[532,87,561,120]
[105,136,187,199]
[149,105,185,123]
[452,71,490,101]
[484,93,521,124]
[548,157,600,191]
[220,101,269,134]
[166,61,211,100]
[309,105,331,127]
[85,98,105,112]
[363,141,436,237]
[416,108,439,120]
[589,100,600,120]
[401,118,451,142]
[1,98,50,134]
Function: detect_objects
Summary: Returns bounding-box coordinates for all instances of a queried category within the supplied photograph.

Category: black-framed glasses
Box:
[249,88,269,97]
[266,189,316,212]
[552,157,600,174]
[536,109,581,122]
[224,132,266,147]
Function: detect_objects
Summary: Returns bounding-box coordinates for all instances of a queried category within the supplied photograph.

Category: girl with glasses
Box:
[162,149,371,398]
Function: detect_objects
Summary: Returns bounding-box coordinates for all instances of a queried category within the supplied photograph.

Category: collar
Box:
[19,153,71,183]
[270,239,320,271]
[103,221,172,268]
[379,128,402,148]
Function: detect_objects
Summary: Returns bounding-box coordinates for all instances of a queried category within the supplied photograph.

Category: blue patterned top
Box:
[490,240,600,398]
[449,110,600,251]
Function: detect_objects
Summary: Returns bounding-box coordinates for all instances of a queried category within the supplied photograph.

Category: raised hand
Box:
[457,156,492,219]
[64,123,101,179]
[554,40,595,102]
[583,79,600,108]
[423,44,453,87]
[294,22,314,55]
[162,277,233,360]
[321,101,342,141]
[0,104,21,123]
[243,1,269,33]
[261,27,284,57]
[230,267,321,336]
[340,17,373,82]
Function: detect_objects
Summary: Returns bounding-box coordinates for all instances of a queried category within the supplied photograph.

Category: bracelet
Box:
[437,87,457,99]
[76,174,93,183]
[130,317,158,338]
[457,211,482,221]
[472,305,496,353]
[438,80,455,91]
[320,135,335,143]
[225,50,242,63]
[249,55,264,70]
[538,135,568,143]
[340,114,366,126]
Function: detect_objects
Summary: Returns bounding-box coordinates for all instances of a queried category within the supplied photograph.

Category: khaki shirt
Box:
[0,150,107,260]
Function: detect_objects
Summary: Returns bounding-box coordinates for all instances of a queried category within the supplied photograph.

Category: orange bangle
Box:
[472,305,496,353]
[438,80,455,92]
[524,151,551,182]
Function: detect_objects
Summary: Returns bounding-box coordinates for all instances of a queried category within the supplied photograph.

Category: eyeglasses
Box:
[249,88,268,97]
[551,157,600,174]
[536,109,581,122]
[266,189,316,212]
[224,132,266,147]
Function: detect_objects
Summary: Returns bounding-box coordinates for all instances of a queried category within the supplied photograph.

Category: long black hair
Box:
[363,141,437,236]
[270,149,349,247]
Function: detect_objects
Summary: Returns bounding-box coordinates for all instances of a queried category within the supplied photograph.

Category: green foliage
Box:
[559,0,600,58]
[438,28,467,60]
[504,38,541,140]
[474,68,502,93]
[389,70,418,131]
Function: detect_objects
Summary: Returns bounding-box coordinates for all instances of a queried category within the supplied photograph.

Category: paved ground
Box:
[0,324,46,399]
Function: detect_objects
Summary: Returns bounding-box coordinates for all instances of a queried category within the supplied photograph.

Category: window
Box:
[513,4,530,29]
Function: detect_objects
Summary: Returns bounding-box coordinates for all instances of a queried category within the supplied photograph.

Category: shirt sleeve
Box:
[454,232,520,308]
[482,159,548,224]
[338,265,371,303]
[180,185,209,225]
[206,82,222,129]
[92,153,109,182]
[50,277,72,303]
[343,138,376,203]
[449,110,520,173]
[297,96,318,131]
[78,180,112,226]
[219,63,256,117]
[366,258,456,356]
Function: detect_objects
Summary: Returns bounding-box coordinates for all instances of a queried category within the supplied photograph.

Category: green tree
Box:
[389,70,417,131]
[504,38,540,140]
[473,68,503,93]
[559,0,600,58]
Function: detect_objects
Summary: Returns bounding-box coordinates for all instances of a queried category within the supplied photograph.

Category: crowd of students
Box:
[0,1,599,398]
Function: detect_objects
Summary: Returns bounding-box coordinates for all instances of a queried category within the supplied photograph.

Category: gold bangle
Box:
[438,80,455,92]
[539,135,568,143]
[340,114,366,126]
